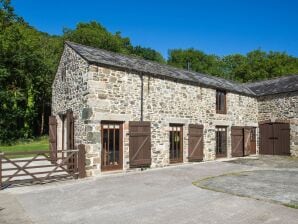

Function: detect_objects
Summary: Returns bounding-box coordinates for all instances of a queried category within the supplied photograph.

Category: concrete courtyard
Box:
[1,156,298,224]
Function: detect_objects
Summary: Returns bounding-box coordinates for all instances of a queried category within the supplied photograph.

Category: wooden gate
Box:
[231,127,244,157]
[188,124,204,162]
[260,123,290,155]
[0,145,86,189]
[129,121,151,168]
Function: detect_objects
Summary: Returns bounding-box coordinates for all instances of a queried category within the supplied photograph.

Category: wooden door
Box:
[216,126,227,158]
[169,124,183,163]
[260,123,290,155]
[66,111,74,150]
[259,123,274,155]
[101,122,123,171]
[66,111,75,171]
[231,127,244,157]
[49,116,57,162]
[188,124,204,162]
[129,121,151,168]
[273,123,290,155]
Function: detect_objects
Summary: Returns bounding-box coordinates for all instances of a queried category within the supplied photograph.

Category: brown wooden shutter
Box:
[129,121,151,168]
[66,111,74,150]
[250,128,256,154]
[231,127,244,157]
[188,124,204,161]
[244,128,252,156]
[49,116,57,162]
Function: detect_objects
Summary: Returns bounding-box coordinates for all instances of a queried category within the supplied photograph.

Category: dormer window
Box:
[216,90,226,114]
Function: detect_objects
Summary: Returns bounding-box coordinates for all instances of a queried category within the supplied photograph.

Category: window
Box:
[216,126,227,157]
[169,124,183,163]
[216,90,226,114]
[101,122,123,171]
[61,67,66,82]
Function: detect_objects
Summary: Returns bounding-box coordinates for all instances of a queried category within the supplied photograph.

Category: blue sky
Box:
[12,0,298,58]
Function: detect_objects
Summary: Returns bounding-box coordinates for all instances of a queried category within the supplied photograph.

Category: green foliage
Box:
[63,21,165,63]
[63,21,132,54]
[168,48,298,82]
[0,135,49,158]
[131,46,165,63]
[0,0,298,143]
[168,48,222,76]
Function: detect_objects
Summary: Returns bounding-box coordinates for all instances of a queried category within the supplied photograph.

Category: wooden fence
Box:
[0,144,86,189]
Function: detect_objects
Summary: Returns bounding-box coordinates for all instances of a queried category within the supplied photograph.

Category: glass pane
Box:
[170,131,173,159]
[103,129,108,165]
[109,129,114,165]
[115,129,120,164]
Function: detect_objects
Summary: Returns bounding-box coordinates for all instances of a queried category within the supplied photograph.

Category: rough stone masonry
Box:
[51,42,298,176]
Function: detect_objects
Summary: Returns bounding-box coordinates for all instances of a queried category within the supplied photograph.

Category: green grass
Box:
[0,136,49,158]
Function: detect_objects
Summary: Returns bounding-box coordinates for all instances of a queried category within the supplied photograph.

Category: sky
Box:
[11,0,298,59]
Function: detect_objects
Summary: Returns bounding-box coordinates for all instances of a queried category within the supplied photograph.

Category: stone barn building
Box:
[51,41,298,176]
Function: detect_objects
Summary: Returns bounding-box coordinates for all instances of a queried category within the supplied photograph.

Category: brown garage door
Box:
[259,123,290,155]
[129,121,151,168]
[188,124,204,162]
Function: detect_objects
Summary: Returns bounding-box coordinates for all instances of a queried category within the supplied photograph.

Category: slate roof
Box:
[65,41,298,97]
[65,41,255,96]
[244,75,298,96]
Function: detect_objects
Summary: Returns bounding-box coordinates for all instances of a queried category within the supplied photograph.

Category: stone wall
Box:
[51,45,89,150]
[258,92,298,156]
[84,64,258,175]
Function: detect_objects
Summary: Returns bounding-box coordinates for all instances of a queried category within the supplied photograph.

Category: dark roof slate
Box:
[65,41,255,96]
[65,41,298,97]
[244,75,298,96]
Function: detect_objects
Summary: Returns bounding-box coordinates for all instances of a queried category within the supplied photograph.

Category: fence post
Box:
[78,144,86,179]
[0,152,3,189]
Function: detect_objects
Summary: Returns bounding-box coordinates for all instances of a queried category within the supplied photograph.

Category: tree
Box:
[168,48,222,76]
[131,46,165,63]
[63,21,165,63]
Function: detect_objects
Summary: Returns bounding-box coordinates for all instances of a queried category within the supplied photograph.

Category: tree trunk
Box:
[40,101,44,136]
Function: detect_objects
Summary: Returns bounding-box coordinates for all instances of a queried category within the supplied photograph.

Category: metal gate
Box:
[129,121,151,168]
[188,124,204,162]
[259,122,290,155]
